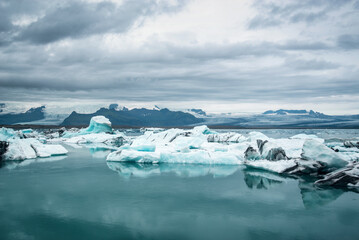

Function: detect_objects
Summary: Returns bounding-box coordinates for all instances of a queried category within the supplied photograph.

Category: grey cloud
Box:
[285,58,340,70]
[0,0,358,111]
[337,34,359,49]
[248,0,355,29]
[1,0,187,45]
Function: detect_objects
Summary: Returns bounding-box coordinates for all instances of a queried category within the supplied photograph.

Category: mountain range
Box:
[1,105,359,128]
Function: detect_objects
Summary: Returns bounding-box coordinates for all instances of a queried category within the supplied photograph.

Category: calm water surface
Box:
[1,130,359,240]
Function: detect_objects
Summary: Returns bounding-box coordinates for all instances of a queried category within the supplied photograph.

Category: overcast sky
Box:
[0,0,359,114]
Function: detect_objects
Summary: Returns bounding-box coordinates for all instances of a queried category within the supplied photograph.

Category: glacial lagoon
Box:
[1,128,359,240]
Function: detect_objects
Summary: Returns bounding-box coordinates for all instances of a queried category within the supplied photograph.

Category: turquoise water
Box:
[1,146,359,240]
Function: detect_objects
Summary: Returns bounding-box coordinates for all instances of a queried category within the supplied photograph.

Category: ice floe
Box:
[61,116,128,146]
[3,138,67,161]
[301,139,347,168]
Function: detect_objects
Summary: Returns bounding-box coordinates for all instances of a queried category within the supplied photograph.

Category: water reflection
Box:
[107,162,354,209]
[107,162,240,179]
[243,168,346,208]
[298,181,344,209]
[243,169,287,189]
[0,155,67,169]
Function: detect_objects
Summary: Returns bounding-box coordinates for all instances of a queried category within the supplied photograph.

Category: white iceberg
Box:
[61,116,128,146]
[301,140,347,168]
[3,138,67,161]
[244,159,297,173]
[0,127,22,141]
[290,134,324,144]
[107,147,241,165]
[63,132,126,145]
[62,116,113,138]
[315,162,359,188]
[207,132,246,143]
[248,131,269,142]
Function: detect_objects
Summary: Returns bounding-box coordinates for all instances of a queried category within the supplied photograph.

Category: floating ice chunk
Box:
[160,150,240,165]
[0,127,20,141]
[107,149,161,163]
[30,141,68,158]
[290,134,324,144]
[245,159,297,173]
[3,139,37,161]
[86,116,112,133]
[63,132,126,145]
[140,127,164,133]
[315,162,359,188]
[107,148,241,165]
[62,116,113,138]
[248,131,269,142]
[207,132,246,143]
[343,141,359,148]
[192,125,217,135]
[257,140,287,160]
[131,128,189,146]
[201,142,229,152]
[21,129,33,134]
[302,140,347,168]
[3,138,68,161]
[244,146,261,160]
[171,136,206,151]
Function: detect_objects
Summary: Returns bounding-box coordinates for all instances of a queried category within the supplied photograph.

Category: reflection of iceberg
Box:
[1,155,67,170]
[89,147,113,159]
[299,181,344,209]
[106,162,240,179]
[243,169,288,189]
[242,169,345,208]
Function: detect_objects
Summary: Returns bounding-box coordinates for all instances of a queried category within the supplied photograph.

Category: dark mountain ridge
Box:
[0,106,45,125]
[61,107,204,127]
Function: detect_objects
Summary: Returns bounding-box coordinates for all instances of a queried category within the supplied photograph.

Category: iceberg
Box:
[3,138,67,161]
[62,116,113,138]
[0,127,21,141]
[61,116,128,146]
[207,132,246,143]
[245,159,297,174]
[107,148,241,165]
[301,140,347,168]
[63,132,126,145]
[315,162,359,188]
[3,139,37,161]
[290,134,324,144]
[344,140,359,148]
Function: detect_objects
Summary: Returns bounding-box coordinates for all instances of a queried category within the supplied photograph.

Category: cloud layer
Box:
[0,0,359,114]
